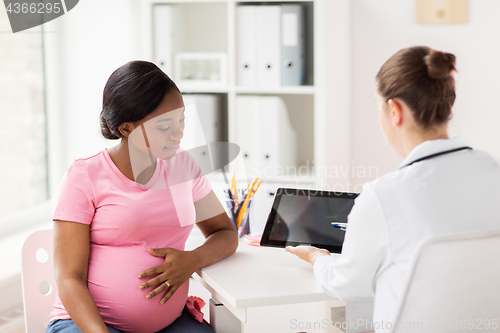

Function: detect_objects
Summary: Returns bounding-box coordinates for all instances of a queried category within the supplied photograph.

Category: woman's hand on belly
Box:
[137,247,201,305]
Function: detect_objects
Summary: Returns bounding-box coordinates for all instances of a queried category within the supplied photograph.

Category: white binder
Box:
[236,6,258,86]
[281,4,306,86]
[181,94,222,165]
[235,96,297,175]
[257,96,296,170]
[235,96,259,164]
[153,5,181,77]
[256,6,281,87]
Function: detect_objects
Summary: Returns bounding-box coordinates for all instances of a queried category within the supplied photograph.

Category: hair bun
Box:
[424,50,456,80]
[100,110,120,140]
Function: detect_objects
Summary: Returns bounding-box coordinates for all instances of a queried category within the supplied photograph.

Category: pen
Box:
[331,225,346,231]
[236,178,259,228]
[239,198,252,236]
[224,189,237,229]
[331,222,347,231]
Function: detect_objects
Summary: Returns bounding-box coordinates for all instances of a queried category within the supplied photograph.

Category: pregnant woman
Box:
[46,61,238,333]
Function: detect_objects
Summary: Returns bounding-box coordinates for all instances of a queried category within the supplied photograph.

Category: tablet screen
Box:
[260,188,358,253]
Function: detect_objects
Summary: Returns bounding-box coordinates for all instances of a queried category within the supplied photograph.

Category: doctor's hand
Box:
[137,248,200,305]
[285,245,330,265]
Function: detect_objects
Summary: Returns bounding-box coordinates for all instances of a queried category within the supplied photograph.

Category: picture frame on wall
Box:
[174,52,227,88]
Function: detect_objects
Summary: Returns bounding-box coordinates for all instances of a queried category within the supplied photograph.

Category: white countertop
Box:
[185,231,340,310]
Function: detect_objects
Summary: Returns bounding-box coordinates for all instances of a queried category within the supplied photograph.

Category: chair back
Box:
[392,229,500,333]
[21,229,56,333]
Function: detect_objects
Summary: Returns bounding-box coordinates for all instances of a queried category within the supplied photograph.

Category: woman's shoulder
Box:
[67,149,108,175]
[362,169,401,190]
[74,149,106,161]
[364,146,500,195]
[473,149,500,170]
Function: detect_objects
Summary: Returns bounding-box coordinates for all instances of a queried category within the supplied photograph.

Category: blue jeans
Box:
[46,307,214,333]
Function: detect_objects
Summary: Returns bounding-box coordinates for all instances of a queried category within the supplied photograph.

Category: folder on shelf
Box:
[235,95,258,163]
[153,4,181,76]
[236,5,258,86]
[257,96,296,170]
[281,4,306,86]
[256,5,281,87]
[181,94,223,166]
[235,96,297,174]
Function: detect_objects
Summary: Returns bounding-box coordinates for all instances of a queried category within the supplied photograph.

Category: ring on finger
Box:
[164,281,170,288]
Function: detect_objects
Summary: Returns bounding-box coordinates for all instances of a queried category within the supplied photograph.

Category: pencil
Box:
[236,178,258,228]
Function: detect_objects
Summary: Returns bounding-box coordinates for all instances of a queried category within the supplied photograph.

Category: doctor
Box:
[286,46,500,332]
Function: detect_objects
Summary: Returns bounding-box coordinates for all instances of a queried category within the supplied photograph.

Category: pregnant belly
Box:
[87,245,188,333]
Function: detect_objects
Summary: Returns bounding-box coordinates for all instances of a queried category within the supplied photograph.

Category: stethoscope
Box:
[401,146,473,168]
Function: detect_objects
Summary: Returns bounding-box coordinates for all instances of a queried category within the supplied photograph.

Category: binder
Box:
[235,96,297,174]
[281,4,306,86]
[153,5,181,77]
[181,94,222,165]
[236,6,258,86]
[235,96,259,165]
[256,97,296,170]
[256,6,281,87]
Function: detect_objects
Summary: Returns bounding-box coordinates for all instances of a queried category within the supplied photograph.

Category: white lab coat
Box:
[313,137,500,333]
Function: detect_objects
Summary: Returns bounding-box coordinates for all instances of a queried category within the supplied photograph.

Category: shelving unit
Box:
[138,0,331,185]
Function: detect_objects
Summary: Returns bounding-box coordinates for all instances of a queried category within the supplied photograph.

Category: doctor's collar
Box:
[398,137,472,169]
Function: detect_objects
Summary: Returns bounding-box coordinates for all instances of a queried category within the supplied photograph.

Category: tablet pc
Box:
[260,188,359,253]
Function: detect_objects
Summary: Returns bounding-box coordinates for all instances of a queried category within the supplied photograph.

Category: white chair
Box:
[21,229,57,333]
[391,229,500,333]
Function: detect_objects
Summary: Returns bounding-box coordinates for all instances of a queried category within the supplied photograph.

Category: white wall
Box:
[322,0,353,191]
[44,0,141,195]
[350,0,500,186]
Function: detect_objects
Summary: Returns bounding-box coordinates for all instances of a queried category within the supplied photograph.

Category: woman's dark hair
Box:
[376,46,456,129]
[100,61,180,139]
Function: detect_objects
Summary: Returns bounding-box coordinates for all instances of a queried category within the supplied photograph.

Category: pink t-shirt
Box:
[49,148,211,333]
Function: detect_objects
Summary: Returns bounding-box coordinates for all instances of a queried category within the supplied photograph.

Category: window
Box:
[0,10,47,217]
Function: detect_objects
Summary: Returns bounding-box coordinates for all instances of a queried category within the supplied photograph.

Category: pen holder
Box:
[225,198,251,238]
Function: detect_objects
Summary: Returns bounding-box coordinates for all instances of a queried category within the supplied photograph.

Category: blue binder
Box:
[281,4,306,86]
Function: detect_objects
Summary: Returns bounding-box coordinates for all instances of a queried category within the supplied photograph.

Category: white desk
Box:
[185,234,346,333]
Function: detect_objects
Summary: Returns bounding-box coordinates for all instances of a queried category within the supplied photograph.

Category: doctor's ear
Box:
[387,98,403,127]
[117,122,135,138]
